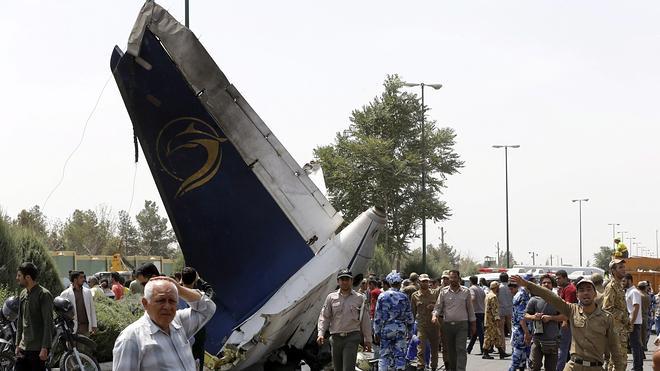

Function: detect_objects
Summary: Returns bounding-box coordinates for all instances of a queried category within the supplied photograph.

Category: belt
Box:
[570,356,603,367]
[332,331,360,337]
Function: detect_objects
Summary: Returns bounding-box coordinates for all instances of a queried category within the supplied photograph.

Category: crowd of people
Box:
[10,261,216,371]
[318,257,660,371]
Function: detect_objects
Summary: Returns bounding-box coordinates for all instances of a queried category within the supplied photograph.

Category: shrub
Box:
[12,227,63,295]
[0,218,62,295]
[0,284,17,308]
[0,219,20,292]
[92,294,144,362]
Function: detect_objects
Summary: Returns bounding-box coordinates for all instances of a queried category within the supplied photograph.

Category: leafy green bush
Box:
[0,284,18,309]
[92,294,144,362]
[0,218,20,292]
[0,218,63,295]
[12,227,63,295]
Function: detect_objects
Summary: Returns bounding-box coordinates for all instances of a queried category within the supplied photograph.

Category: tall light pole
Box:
[607,223,620,250]
[492,145,520,268]
[572,198,589,266]
[402,81,442,274]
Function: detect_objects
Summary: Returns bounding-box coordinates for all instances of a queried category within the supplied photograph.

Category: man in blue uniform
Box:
[374,271,414,371]
[509,277,532,371]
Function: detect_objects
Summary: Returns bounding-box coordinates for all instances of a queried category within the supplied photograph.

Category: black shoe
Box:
[499,350,511,359]
[482,353,494,359]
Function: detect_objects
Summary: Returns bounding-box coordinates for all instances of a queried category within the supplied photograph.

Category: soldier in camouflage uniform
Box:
[601,258,629,371]
[483,281,509,359]
[374,271,414,371]
[411,274,440,370]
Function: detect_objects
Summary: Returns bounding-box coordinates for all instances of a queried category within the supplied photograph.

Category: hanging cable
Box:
[42,75,112,212]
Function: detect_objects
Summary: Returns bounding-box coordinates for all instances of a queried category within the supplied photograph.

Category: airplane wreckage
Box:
[110,1,385,369]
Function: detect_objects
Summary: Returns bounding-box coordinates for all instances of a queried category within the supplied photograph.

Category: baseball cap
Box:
[418,274,431,282]
[576,279,596,291]
[337,269,353,279]
[441,270,450,279]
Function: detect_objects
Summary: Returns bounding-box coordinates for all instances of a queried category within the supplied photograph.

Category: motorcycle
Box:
[0,296,18,371]
[48,296,100,370]
[0,295,100,371]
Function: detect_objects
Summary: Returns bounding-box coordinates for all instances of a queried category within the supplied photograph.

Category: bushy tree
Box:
[369,244,395,277]
[61,207,117,255]
[136,201,175,257]
[15,205,48,237]
[0,218,20,291]
[316,75,463,268]
[117,210,140,256]
[593,246,615,273]
[0,217,63,295]
[12,228,64,294]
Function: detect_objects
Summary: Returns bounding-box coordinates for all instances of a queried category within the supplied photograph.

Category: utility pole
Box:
[529,251,538,265]
[185,0,190,28]
[496,242,500,267]
[440,227,445,247]
[550,255,553,265]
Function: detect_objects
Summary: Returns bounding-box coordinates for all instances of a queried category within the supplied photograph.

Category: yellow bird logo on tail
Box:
[156,117,226,198]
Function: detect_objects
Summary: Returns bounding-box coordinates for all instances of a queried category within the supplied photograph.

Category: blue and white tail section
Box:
[110,1,342,353]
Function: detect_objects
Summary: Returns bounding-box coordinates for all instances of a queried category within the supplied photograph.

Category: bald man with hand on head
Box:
[112,276,216,371]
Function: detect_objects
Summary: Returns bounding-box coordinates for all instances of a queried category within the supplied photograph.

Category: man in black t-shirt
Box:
[524,274,567,371]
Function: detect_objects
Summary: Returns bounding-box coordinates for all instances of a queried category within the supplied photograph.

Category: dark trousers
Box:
[15,350,46,371]
[556,325,571,371]
[630,324,643,371]
[442,321,468,371]
[330,331,361,371]
[529,338,558,371]
[192,329,206,370]
[467,313,484,353]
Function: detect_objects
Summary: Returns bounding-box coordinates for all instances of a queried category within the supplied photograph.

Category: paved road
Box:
[461,336,657,371]
[61,337,660,370]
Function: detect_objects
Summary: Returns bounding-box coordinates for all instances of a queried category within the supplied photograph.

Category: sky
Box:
[2,1,659,267]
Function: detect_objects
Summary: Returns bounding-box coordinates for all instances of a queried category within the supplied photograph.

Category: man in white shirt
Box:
[624,273,643,371]
[60,270,97,336]
[112,276,216,370]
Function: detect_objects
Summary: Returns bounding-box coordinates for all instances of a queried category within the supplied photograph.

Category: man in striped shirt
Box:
[112,276,216,370]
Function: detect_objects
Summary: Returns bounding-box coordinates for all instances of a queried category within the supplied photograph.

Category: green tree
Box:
[13,227,64,294]
[497,250,517,267]
[458,255,480,276]
[61,207,117,255]
[136,201,175,257]
[315,75,463,269]
[368,244,394,276]
[0,216,63,294]
[15,205,48,237]
[117,210,140,256]
[0,217,20,291]
[593,246,614,272]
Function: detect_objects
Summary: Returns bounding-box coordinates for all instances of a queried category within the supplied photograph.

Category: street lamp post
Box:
[402,81,442,274]
[607,223,620,250]
[572,198,589,266]
[492,145,520,268]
